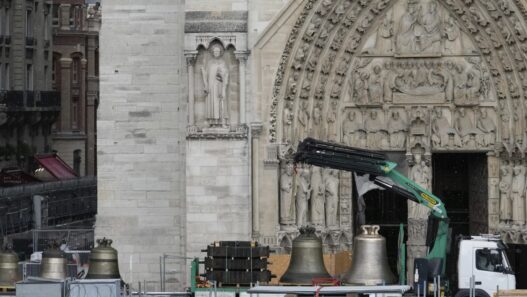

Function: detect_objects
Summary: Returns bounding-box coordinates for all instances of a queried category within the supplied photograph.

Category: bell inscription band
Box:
[40,243,68,280]
[86,238,122,279]
[342,225,396,285]
[280,226,331,284]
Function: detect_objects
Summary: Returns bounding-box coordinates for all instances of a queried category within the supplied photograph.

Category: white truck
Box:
[455,235,516,297]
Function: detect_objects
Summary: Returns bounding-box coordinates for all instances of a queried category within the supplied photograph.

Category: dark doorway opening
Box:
[432,153,488,278]
[353,153,408,279]
[506,244,527,289]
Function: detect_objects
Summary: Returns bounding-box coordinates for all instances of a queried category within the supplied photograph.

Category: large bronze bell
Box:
[0,249,19,286]
[86,238,121,279]
[40,244,68,280]
[342,225,396,285]
[280,226,331,284]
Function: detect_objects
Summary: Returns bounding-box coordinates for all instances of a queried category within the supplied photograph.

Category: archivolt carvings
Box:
[270,0,527,156]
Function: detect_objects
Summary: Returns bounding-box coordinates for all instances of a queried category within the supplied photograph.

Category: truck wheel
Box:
[454,289,490,297]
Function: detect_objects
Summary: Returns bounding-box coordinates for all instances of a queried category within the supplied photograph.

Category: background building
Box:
[52,0,100,176]
[98,0,527,290]
[0,0,59,172]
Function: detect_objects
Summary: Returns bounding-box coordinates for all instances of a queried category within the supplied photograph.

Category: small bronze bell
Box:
[86,238,121,279]
[280,226,331,284]
[0,248,19,286]
[342,225,396,285]
[40,244,67,280]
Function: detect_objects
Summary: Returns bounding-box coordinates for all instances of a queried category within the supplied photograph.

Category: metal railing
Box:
[0,90,61,109]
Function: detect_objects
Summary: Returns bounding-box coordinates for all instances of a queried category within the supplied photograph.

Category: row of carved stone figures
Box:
[286,106,498,150]
[500,161,527,226]
[280,163,340,229]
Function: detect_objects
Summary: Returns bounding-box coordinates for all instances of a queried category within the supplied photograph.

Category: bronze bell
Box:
[40,244,68,280]
[342,225,396,285]
[0,249,19,286]
[280,226,331,284]
[86,238,121,279]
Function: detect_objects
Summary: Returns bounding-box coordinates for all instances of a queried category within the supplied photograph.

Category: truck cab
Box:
[457,235,516,297]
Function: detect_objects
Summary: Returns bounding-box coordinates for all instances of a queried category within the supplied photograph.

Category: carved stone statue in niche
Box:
[311,104,324,139]
[499,161,513,221]
[280,162,295,225]
[327,101,338,142]
[324,169,339,228]
[383,62,398,103]
[444,17,461,54]
[201,44,229,126]
[432,108,457,148]
[512,99,523,146]
[409,154,431,218]
[501,113,511,145]
[296,101,310,142]
[368,65,384,104]
[376,12,394,53]
[476,110,497,147]
[352,71,370,104]
[420,2,442,52]
[310,166,325,227]
[342,110,366,147]
[454,108,477,146]
[283,101,294,142]
[396,0,441,55]
[511,164,525,225]
[365,110,385,148]
[388,111,407,149]
[454,59,483,106]
[296,165,311,227]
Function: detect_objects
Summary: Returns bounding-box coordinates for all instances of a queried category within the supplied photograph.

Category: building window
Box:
[52,54,61,90]
[26,64,33,90]
[0,8,4,36]
[44,14,49,41]
[4,7,10,36]
[72,57,79,84]
[95,48,99,77]
[26,10,33,38]
[3,63,9,90]
[72,96,79,130]
[52,4,59,28]
[73,149,81,175]
[44,65,48,86]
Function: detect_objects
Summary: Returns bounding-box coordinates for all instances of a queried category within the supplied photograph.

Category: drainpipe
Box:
[32,195,43,252]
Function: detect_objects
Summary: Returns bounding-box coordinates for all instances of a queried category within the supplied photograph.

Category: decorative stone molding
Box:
[186,125,248,139]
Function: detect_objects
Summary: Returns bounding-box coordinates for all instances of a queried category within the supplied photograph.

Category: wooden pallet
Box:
[495,290,527,297]
[0,286,15,293]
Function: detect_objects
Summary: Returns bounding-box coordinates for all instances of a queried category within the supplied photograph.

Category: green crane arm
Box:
[294,138,449,265]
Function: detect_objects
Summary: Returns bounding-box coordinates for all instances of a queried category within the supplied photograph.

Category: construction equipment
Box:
[294,138,516,297]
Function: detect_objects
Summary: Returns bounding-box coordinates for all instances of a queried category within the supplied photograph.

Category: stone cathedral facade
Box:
[98,0,527,291]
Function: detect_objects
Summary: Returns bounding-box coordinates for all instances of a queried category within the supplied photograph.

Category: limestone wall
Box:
[185,139,251,258]
[96,0,187,291]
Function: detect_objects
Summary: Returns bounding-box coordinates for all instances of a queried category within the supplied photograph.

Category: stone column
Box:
[406,155,432,285]
[86,36,98,176]
[79,58,87,132]
[488,153,500,233]
[185,52,197,126]
[59,4,71,31]
[251,123,263,239]
[235,52,248,124]
[59,58,72,132]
